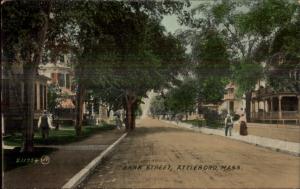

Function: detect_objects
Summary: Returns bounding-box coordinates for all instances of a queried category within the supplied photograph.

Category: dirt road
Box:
[84,118,300,188]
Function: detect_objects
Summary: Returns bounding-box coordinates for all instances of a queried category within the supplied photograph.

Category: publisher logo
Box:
[40,155,50,165]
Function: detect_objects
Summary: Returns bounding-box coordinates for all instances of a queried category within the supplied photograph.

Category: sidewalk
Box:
[234,123,300,143]
[162,120,300,156]
[3,129,124,189]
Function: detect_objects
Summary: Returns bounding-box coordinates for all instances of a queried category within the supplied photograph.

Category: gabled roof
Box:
[225,82,236,90]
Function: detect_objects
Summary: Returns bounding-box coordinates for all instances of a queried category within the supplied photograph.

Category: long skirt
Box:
[240,121,248,136]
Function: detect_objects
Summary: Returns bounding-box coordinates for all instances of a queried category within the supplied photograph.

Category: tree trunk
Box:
[107,108,112,118]
[245,91,252,122]
[196,90,202,114]
[124,95,137,131]
[21,1,51,153]
[75,82,85,136]
[131,101,138,130]
[125,101,133,131]
[21,68,36,153]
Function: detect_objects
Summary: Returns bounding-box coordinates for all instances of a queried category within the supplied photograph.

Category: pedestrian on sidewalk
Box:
[38,110,55,140]
[239,114,248,136]
[115,114,122,130]
[224,113,233,136]
[175,114,183,125]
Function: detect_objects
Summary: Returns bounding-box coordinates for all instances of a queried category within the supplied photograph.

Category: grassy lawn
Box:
[3,123,115,147]
[182,119,206,127]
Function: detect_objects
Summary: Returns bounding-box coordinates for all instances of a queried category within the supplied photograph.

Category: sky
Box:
[161,15,185,34]
[160,1,203,53]
[161,1,202,34]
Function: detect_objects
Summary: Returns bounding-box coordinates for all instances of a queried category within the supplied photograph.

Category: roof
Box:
[39,62,73,71]
[225,82,236,90]
[201,103,219,107]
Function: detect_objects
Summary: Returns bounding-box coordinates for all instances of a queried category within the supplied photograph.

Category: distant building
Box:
[2,59,50,134]
[218,82,245,115]
[39,55,74,90]
[39,55,110,126]
[39,55,76,124]
[251,80,300,124]
[219,78,300,124]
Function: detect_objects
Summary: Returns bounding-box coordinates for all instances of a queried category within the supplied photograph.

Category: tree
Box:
[3,0,54,152]
[232,0,299,119]
[3,1,189,148]
[177,22,230,115]
[65,1,189,133]
[183,0,299,121]
[163,78,197,119]
[108,18,187,131]
[47,83,62,115]
[265,8,300,92]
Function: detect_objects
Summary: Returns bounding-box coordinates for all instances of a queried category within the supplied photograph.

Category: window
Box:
[282,97,298,111]
[40,84,44,110]
[58,73,65,87]
[59,55,64,63]
[51,73,55,82]
[66,74,70,89]
[228,88,234,94]
[229,101,234,113]
[34,84,37,110]
[42,55,48,63]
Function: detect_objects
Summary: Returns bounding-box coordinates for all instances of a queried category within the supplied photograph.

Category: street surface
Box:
[84,118,300,188]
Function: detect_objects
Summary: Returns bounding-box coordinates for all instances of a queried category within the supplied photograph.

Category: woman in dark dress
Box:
[239,114,248,136]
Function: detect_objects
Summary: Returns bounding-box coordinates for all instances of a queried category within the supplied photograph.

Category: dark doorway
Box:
[229,101,234,113]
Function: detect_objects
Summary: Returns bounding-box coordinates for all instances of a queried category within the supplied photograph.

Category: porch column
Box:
[252,100,255,119]
[297,96,300,124]
[270,97,273,122]
[44,84,48,110]
[64,73,67,88]
[98,101,101,116]
[251,100,254,119]
[263,99,266,121]
[298,96,300,113]
[227,101,230,114]
[41,85,44,111]
[36,82,40,110]
[279,96,282,119]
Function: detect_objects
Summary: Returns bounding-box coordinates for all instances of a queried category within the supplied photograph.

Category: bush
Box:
[202,108,223,128]
[182,119,206,127]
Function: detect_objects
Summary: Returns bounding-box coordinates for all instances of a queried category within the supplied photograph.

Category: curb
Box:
[62,132,127,189]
